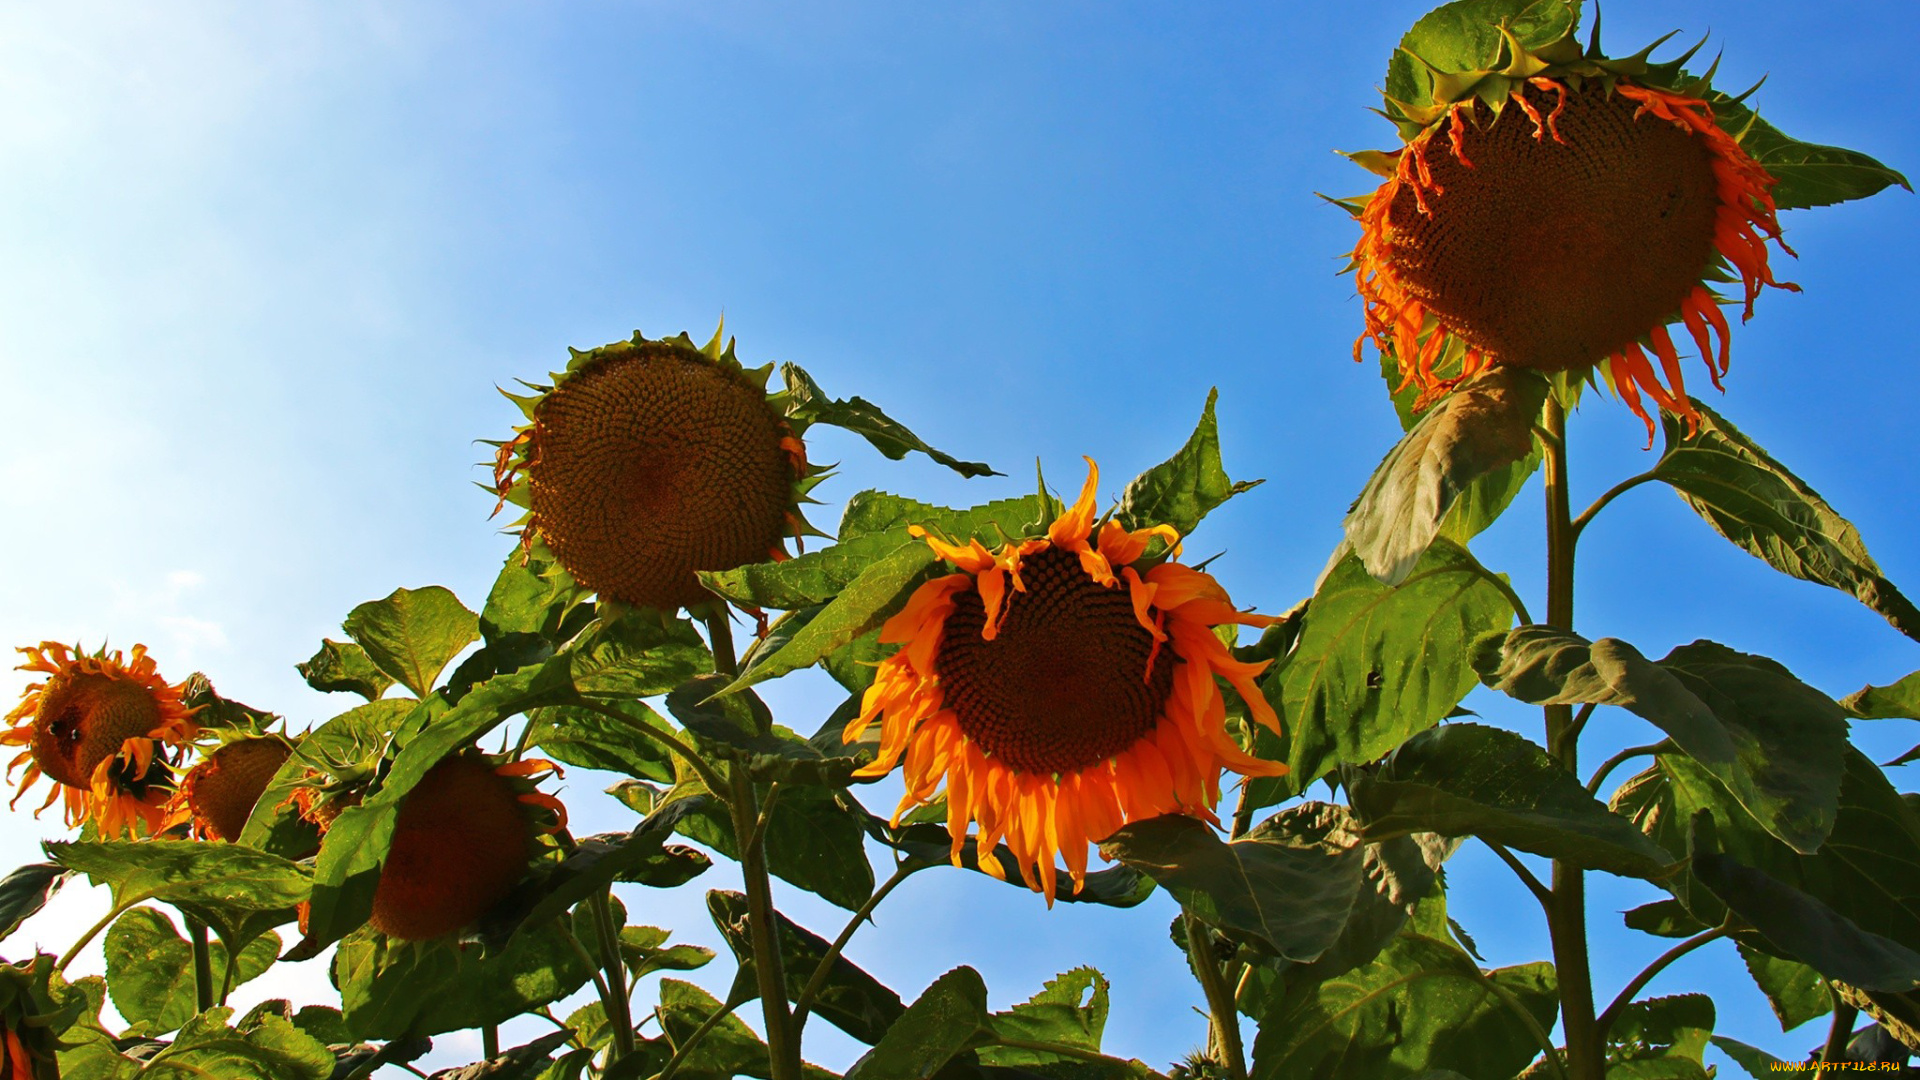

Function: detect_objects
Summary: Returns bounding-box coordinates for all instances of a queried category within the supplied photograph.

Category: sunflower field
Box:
[3,0,1917,1078]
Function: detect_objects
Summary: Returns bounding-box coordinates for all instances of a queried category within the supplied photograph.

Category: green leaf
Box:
[1709,1036,1790,1080]
[342,585,481,697]
[105,908,278,1037]
[289,1005,352,1045]
[706,889,907,1045]
[1687,813,1920,993]
[1350,722,1673,878]
[301,803,394,952]
[488,799,712,946]
[1282,810,1453,987]
[562,611,711,699]
[782,362,997,478]
[715,542,938,696]
[1383,0,1580,124]
[428,1030,579,1080]
[297,639,396,702]
[1605,993,1713,1079]
[524,701,676,783]
[619,926,716,982]
[979,967,1109,1067]
[239,699,413,857]
[1250,932,1558,1080]
[479,544,584,642]
[1113,389,1261,536]
[138,1008,333,1080]
[1653,402,1920,644]
[1623,899,1708,940]
[1252,539,1514,806]
[0,862,69,944]
[846,966,991,1080]
[680,782,874,911]
[1841,670,1920,721]
[669,673,860,786]
[1715,98,1911,211]
[1478,628,1849,854]
[46,840,308,955]
[647,978,787,1080]
[1738,944,1831,1032]
[1100,810,1366,962]
[838,491,1049,543]
[1343,368,1545,585]
[332,917,595,1040]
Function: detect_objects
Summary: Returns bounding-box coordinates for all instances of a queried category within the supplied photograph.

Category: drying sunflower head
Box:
[2,642,198,839]
[846,459,1285,904]
[176,735,294,842]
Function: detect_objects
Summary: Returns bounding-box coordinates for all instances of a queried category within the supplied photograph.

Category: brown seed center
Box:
[935,546,1175,775]
[31,673,163,789]
[1385,80,1720,370]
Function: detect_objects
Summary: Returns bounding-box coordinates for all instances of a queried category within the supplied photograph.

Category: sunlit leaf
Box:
[1382,0,1580,127]
[297,639,395,702]
[979,967,1109,1067]
[1738,944,1831,1032]
[782,362,997,478]
[104,907,279,1037]
[332,917,595,1040]
[845,966,990,1080]
[46,840,308,957]
[1114,389,1261,536]
[138,1007,333,1080]
[524,701,676,784]
[240,698,413,857]
[342,586,481,697]
[1715,98,1911,211]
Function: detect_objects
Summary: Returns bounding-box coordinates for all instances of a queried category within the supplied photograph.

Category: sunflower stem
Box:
[1542,397,1602,1080]
[186,916,214,1015]
[1594,926,1726,1038]
[589,891,638,1063]
[1183,910,1246,1080]
[482,1024,499,1061]
[792,857,922,1032]
[704,611,803,1080]
[1821,986,1858,1069]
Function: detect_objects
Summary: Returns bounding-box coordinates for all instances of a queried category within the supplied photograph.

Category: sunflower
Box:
[846,460,1285,904]
[492,328,816,613]
[176,736,293,841]
[1348,25,1795,442]
[368,753,565,940]
[1,642,198,839]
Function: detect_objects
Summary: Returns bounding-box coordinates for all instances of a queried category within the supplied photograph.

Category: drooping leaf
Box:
[137,1008,333,1080]
[1343,368,1545,586]
[1252,539,1514,807]
[524,701,676,783]
[479,544,584,642]
[845,966,991,1080]
[104,908,278,1037]
[706,889,906,1046]
[297,639,396,702]
[1477,628,1848,853]
[1113,389,1261,537]
[486,797,711,946]
[342,586,481,697]
[1738,944,1832,1032]
[618,926,716,983]
[1349,722,1673,878]
[1713,97,1911,211]
[562,611,711,699]
[837,491,1050,543]
[782,363,997,478]
[1100,810,1366,962]
[239,698,414,857]
[46,840,308,956]
[332,916,595,1040]
[1652,402,1920,643]
[1604,993,1714,1080]
[1250,932,1558,1080]
[669,674,860,787]
[0,862,69,944]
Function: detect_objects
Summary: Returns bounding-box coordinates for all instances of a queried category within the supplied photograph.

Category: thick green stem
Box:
[1594,927,1726,1037]
[187,916,214,1014]
[482,1024,499,1060]
[1184,911,1247,1080]
[704,610,802,1080]
[589,892,638,1062]
[1541,399,1602,1080]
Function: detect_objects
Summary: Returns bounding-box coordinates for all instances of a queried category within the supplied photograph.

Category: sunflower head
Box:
[368,752,565,941]
[845,459,1285,904]
[178,736,293,842]
[2,642,198,838]
[491,327,817,614]
[1347,6,1798,442]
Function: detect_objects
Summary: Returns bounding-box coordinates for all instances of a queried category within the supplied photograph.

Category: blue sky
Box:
[2,1,1916,1073]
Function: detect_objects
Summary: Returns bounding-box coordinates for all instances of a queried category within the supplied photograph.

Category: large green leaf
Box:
[781,360,996,477]
[1253,540,1514,806]
[1738,944,1831,1032]
[342,586,480,697]
[0,862,69,944]
[1250,932,1557,1080]
[137,1008,333,1080]
[296,639,395,702]
[1350,722,1673,878]
[332,916,594,1040]
[649,979,780,1080]
[845,966,991,1080]
[524,701,676,783]
[1383,0,1580,127]
[46,840,308,956]
[479,544,584,642]
[1604,993,1713,1080]
[104,908,278,1037]
[561,611,711,698]
[1101,811,1365,962]
[1477,628,1848,854]
[1652,403,1920,643]
[1343,368,1545,586]
[837,491,1050,543]
[1687,813,1920,993]
[1113,388,1261,536]
[979,967,1109,1068]
[706,890,906,1046]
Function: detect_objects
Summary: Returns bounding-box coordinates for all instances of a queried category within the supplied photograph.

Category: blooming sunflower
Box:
[492,328,817,613]
[1348,19,1796,442]
[369,753,565,940]
[1,642,198,839]
[176,736,294,842]
[846,460,1285,904]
